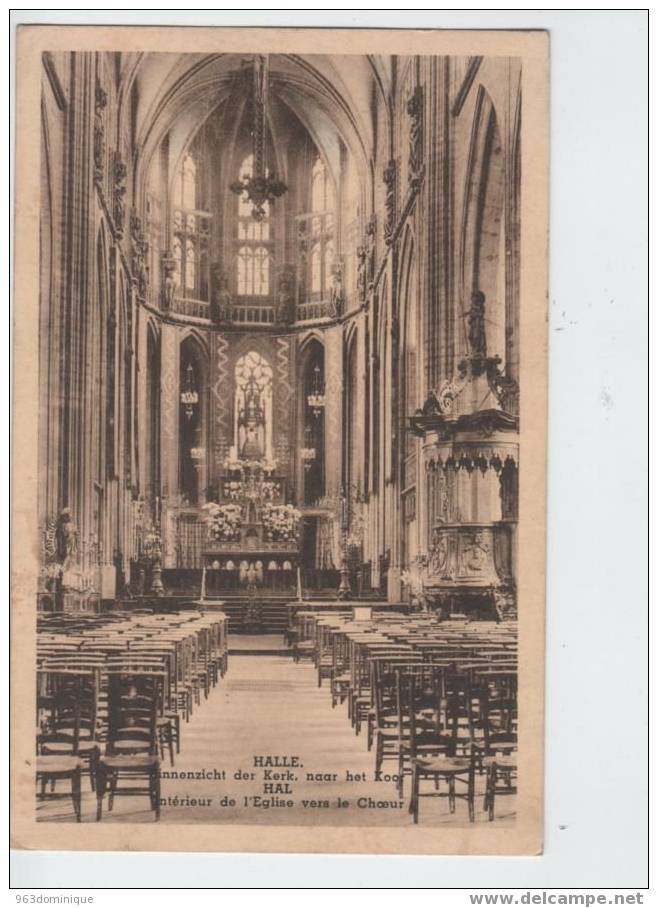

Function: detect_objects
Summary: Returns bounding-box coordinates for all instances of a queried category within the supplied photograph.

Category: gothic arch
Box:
[178,333,209,505]
[145,319,161,507]
[460,86,506,362]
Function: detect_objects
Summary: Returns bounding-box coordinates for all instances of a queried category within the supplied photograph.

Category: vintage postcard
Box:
[12,25,548,855]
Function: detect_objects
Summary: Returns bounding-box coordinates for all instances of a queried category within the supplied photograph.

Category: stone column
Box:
[160,323,179,567]
[323,324,343,500]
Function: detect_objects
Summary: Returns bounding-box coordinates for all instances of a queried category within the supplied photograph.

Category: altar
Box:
[200,463,301,595]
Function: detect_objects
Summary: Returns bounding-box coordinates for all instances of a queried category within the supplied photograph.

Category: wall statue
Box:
[130,211,149,299]
[365,215,376,288]
[406,85,423,180]
[467,290,487,359]
[276,265,295,324]
[383,159,397,243]
[161,252,177,311]
[356,246,367,303]
[54,508,78,569]
[329,261,344,316]
[210,263,231,324]
[93,82,107,188]
[113,156,127,238]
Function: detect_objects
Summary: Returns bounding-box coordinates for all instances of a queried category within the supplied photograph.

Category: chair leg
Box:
[468,767,475,823]
[488,767,496,821]
[95,765,107,822]
[375,733,383,776]
[448,775,456,813]
[108,771,117,811]
[150,768,161,820]
[410,766,420,823]
[397,751,405,797]
[89,747,99,792]
[72,768,82,822]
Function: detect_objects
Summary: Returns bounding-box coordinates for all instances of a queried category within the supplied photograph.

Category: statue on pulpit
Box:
[467,290,487,359]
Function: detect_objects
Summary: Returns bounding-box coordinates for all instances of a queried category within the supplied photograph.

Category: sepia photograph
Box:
[12,24,549,856]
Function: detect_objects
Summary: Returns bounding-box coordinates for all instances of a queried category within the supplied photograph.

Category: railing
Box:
[296,300,334,322]
[229,304,276,325]
[151,294,340,327]
[173,296,210,320]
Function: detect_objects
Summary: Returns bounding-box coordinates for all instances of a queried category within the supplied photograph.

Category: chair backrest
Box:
[38,671,97,753]
[105,670,162,756]
[398,665,453,757]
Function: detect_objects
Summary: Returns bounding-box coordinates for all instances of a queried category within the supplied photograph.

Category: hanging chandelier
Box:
[230,55,288,222]
[180,362,198,420]
[307,364,325,417]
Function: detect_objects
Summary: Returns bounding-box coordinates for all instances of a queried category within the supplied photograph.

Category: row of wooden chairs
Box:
[36,610,229,821]
[291,610,517,823]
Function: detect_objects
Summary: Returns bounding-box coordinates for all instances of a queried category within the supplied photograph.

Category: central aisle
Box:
[155,647,514,828]
[158,651,412,826]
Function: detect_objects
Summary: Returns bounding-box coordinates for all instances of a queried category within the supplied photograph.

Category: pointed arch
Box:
[461,86,506,363]
[179,333,209,506]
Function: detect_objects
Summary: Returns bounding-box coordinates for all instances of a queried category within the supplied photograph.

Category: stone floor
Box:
[37,643,516,827]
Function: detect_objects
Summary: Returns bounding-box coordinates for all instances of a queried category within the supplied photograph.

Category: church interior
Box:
[36,50,520,825]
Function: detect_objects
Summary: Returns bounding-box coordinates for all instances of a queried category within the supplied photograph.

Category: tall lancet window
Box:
[235,154,273,296]
[233,350,274,464]
[171,151,211,301]
[308,156,335,298]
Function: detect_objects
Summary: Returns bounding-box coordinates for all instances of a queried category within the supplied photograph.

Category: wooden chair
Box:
[36,676,87,822]
[477,692,517,820]
[38,668,102,793]
[403,670,476,824]
[95,670,161,821]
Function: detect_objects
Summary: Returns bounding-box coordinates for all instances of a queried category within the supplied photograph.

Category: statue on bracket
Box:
[130,211,149,300]
[356,245,367,303]
[383,159,397,243]
[161,251,177,311]
[113,155,127,239]
[407,85,423,181]
[210,263,232,325]
[329,260,344,317]
[276,265,295,324]
[54,508,78,569]
[467,289,487,360]
[93,81,107,189]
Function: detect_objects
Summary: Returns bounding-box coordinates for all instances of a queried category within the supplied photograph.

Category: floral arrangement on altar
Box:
[203,502,243,542]
[261,503,301,544]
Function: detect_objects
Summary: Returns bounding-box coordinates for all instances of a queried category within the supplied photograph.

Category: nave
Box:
[35,49,521,833]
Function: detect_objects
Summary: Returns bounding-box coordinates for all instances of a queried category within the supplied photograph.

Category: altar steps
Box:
[228,634,291,657]
[218,599,292,633]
